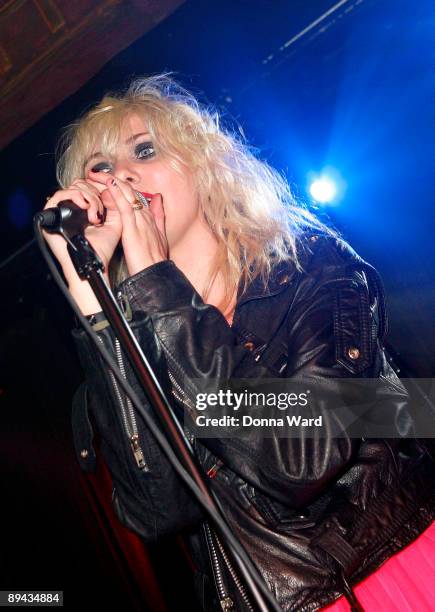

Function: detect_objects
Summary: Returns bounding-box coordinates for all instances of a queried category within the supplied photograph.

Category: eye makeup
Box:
[86,139,156,174]
[134,141,156,160]
[90,161,112,173]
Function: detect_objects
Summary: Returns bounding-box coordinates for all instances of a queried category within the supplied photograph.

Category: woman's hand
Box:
[42,177,122,314]
[42,171,168,312]
[43,177,123,278]
[90,171,168,277]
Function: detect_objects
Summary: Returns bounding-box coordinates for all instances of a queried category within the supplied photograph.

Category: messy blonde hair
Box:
[56,74,338,310]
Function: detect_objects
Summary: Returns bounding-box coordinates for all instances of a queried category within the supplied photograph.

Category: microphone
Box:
[35,200,91,236]
[34,192,151,237]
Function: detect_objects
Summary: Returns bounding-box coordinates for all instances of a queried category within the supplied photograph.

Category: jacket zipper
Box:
[204,522,234,610]
[100,334,148,471]
[104,347,244,591]
[205,522,256,611]
[168,370,195,410]
[167,370,198,444]
[169,372,253,608]
[115,337,148,470]
[213,528,254,611]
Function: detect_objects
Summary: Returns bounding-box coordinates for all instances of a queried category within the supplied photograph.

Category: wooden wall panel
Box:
[0,0,185,149]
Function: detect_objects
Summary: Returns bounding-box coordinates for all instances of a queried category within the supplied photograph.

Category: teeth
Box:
[135,191,151,207]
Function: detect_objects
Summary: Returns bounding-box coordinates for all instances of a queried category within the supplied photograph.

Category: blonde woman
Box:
[43,75,435,611]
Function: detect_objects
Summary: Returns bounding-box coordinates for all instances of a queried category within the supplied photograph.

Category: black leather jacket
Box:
[71,231,435,611]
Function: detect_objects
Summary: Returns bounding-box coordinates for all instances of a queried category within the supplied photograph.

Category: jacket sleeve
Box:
[112,248,411,509]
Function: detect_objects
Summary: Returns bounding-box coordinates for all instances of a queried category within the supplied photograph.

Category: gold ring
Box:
[131,199,144,211]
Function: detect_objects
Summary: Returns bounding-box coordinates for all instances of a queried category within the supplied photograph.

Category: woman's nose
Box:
[113,160,140,183]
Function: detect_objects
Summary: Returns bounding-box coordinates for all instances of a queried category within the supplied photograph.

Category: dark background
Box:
[1,0,434,610]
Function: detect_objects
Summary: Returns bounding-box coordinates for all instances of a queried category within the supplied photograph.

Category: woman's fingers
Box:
[71,179,105,222]
[149,193,165,236]
[106,179,160,235]
[45,181,105,226]
[103,175,165,232]
[45,188,97,224]
[103,177,167,274]
[40,179,124,294]
[105,178,137,230]
[87,168,112,186]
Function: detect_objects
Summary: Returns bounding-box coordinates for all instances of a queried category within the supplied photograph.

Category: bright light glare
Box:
[309,177,337,203]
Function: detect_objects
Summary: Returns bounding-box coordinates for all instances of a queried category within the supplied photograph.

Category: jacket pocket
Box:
[332,272,377,374]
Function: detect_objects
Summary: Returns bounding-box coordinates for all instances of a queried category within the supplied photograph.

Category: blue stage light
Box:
[309,177,337,203]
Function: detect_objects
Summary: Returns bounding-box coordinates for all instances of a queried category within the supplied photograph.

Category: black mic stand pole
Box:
[64,232,277,612]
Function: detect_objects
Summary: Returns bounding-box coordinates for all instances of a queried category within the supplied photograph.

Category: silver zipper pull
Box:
[220,597,234,610]
[116,290,132,321]
[130,434,146,469]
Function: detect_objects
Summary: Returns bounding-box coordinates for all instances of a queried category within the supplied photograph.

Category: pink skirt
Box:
[322,520,435,611]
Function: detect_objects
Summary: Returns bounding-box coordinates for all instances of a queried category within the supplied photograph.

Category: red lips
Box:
[140,192,154,199]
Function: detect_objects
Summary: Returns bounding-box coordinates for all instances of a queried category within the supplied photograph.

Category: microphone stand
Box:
[64,232,277,612]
